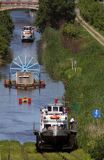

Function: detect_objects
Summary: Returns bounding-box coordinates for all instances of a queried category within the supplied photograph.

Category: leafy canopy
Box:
[35,0,75,32]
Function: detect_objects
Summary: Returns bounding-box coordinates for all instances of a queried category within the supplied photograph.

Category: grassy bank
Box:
[40,25,104,154]
[0,11,13,65]
[0,141,92,160]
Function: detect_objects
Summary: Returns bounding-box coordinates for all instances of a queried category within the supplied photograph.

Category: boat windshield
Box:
[47,106,51,111]
[47,105,64,112]
[59,106,63,112]
[53,107,58,111]
[24,26,32,30]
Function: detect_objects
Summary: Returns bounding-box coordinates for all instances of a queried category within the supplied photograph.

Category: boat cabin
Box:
[40,100,68,131]
[23,26,33,31]
[41,102,68,115]
[16,72,34,85]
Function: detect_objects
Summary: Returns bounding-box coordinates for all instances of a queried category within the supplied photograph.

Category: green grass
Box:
[43,152,63,160]
[60,149,93,160]
[0,141,9,160]
[23,142,37,153]
[70,149,93,160]
[0,141,92,160]
[40,25,104,153]
[28,153,45,160]
[9,141,23,160]
[60,152,77,160]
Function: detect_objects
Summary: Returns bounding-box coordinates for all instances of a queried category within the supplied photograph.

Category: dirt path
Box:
[75,8,104,46]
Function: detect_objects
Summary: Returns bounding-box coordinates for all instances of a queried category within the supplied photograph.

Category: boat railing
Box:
[33,122,40,132]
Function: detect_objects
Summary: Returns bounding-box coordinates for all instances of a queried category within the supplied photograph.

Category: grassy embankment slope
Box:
[0,141,92,160]
[0,11,13,65]
[40,25,104,153]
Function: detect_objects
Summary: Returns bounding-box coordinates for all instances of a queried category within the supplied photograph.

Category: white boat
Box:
[33,98,77,151]
[21,26,34,42]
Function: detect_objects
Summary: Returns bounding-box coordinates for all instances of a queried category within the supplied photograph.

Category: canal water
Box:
[0,10,65,143]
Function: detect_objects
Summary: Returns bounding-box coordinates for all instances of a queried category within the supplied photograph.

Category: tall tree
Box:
[35,0,75,32]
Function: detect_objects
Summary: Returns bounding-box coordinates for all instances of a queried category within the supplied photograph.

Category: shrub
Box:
[61,23,80,38]
[89,135,104,160]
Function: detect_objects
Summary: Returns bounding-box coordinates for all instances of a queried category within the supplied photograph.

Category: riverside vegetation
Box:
[0,11,13,65]
[38,24,104,159]
[79,0,104,35]
[35,0,104,159]
[0,141,92,160]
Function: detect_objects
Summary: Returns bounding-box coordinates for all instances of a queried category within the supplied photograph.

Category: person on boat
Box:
[69,118,77,130]
[41,106,48,114]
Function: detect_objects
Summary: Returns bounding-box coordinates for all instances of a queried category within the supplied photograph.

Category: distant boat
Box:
[21,26,35,42]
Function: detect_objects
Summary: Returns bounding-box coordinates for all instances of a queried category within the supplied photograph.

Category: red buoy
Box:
[19,98,22,105]
[28,98,31,104]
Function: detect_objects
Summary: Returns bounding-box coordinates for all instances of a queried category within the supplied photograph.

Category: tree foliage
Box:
[61,23,80,38]
[79,0,104,32]
[35,0,75,32]
[0,11,13,63]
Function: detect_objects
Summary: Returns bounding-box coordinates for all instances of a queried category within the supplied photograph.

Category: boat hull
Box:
[34,129,77,151]
[21,36,34,42]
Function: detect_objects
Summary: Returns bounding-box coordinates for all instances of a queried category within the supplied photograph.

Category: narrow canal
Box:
[0,10,65,143]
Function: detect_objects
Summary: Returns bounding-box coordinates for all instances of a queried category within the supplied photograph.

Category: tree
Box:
[0,11,13,61]
[35,0,75,32]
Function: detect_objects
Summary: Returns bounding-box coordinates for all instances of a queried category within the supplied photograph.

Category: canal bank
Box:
[39,26,104,152]
[0,140,92,160]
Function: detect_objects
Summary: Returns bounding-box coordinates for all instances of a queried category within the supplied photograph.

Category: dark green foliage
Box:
[79,0,104,32]
[0,11,13,64]
[0,11,13,32]
[35,0,75,32]
[89,135,104,160]
[0,36,8,58]
[61,23,80,38]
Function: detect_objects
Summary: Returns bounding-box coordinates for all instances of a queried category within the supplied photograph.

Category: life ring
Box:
[50,115,60,119]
